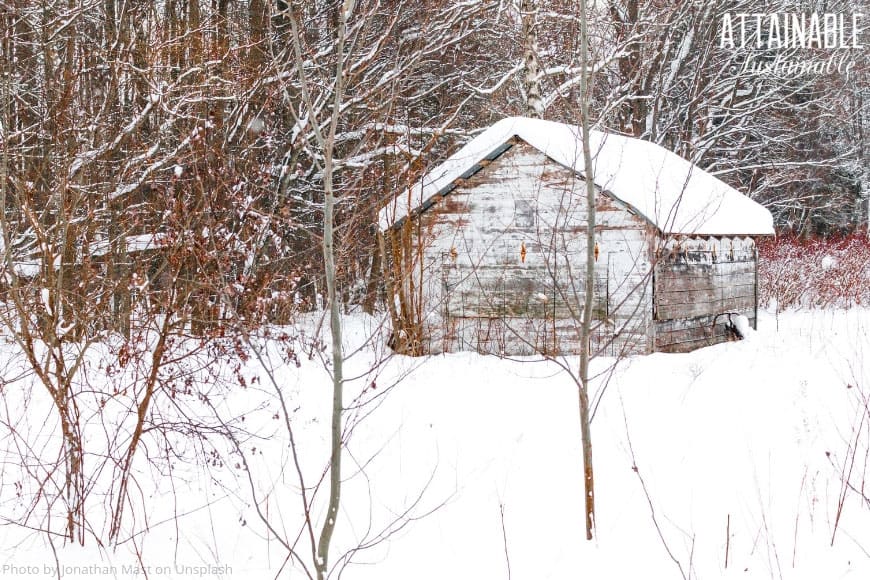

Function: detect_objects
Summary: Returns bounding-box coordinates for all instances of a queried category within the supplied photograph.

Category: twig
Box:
[725,513,731,569]
[499,502,511,580]
[831,402,867,546]
[621,395,688,580]
[792,470,806,568]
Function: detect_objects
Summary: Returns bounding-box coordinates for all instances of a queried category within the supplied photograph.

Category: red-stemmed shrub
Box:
[758,233,870,310]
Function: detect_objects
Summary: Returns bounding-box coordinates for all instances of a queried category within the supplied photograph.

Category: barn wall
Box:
[394,141,653,357]
[653,236,757,353]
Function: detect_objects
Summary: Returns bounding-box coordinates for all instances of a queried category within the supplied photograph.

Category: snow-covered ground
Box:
[2,308,870,579]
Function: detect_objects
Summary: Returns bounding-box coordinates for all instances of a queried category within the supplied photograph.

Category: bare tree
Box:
[576,0,597,541]
[281,0,353,574]
[259,0,504,575]
[591,0,867,234]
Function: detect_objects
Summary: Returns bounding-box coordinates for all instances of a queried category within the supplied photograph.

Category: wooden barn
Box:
[378,117,774,356]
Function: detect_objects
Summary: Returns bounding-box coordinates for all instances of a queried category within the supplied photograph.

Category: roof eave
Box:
[380,140,517,231]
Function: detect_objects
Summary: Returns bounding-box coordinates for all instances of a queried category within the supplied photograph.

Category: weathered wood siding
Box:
[401,140,653,356]
[653,236,757,353]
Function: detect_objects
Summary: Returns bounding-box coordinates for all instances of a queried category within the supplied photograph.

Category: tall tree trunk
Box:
[521,0,543,118]
[288,1,354,576]
[577,0,596,542]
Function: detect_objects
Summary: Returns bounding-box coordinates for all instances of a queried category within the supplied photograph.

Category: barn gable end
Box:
[387,140,654,356]
[380,117,774,357]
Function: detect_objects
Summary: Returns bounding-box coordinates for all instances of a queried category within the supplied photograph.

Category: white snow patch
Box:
[732,312,751,338]
[247,117,265,135]
[4,309,870,579]
[40,287,51,315]
[532,292,549,303]
[90,233,167,257]
[12,261,41,278]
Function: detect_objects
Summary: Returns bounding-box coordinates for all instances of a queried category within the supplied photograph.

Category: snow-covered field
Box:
[2,308,870,579]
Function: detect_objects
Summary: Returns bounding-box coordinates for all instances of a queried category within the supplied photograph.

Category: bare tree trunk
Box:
[288,1,354,576]
[577,0,596,542]
[317,66,345,580]
[362,229,381,314]
[521,0,543,118]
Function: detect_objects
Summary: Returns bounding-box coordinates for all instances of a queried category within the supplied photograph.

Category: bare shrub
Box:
[758,233,870,310]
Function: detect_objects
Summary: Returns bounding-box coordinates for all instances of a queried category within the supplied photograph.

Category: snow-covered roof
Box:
[378,117,775,236]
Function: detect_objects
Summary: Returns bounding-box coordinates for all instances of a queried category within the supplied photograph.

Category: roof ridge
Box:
[378,117,774,236]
